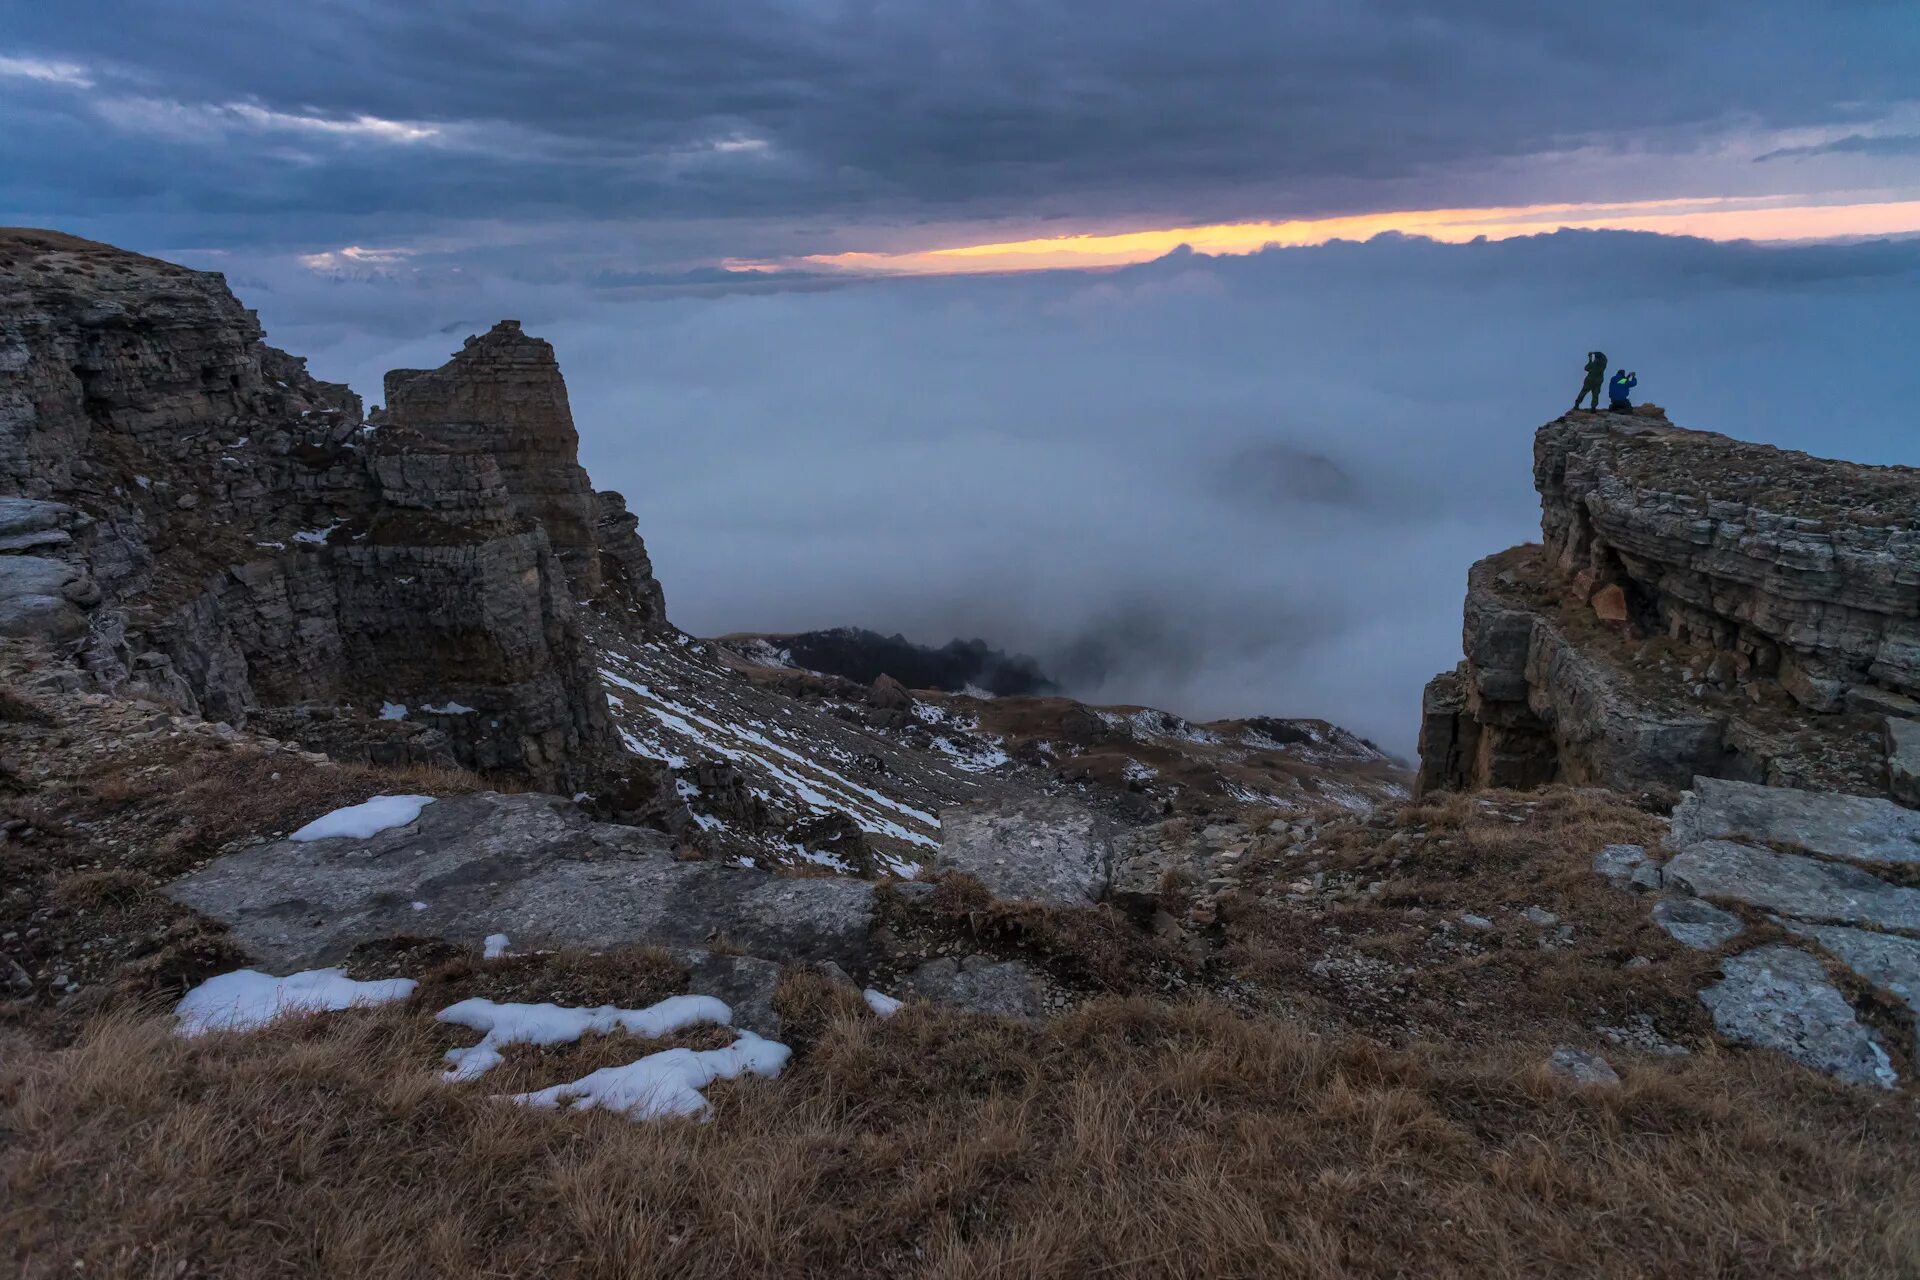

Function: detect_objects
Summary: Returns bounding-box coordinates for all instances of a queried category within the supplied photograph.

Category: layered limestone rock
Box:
[0,229,670,783]
[1419,412,1919,799]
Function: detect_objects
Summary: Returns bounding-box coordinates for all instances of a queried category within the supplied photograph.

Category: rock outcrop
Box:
[0,229,671,784]
[1420,412,1920,799]
[1585,775,1920,1086]
[167,792,879,971]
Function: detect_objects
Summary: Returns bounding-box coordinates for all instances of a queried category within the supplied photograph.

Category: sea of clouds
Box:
[230,230,1920,755]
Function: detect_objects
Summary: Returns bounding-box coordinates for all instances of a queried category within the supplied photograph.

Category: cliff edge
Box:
[1418,411,1920,800]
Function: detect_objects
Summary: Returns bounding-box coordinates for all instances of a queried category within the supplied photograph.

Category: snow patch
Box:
[437,994,734,1082]
[506,1030,790,1120]
[863,988,903,1017]
[421,701,476,715]
[483,933,511,959]
[291,521,341,545]
[175,968,416,1036]
[379,701,408,721]
[290,794,434,842]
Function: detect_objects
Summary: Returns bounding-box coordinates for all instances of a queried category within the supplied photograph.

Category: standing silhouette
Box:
[1575,350,1607,411]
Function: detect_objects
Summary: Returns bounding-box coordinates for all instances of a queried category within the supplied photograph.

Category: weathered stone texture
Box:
[1419,413,1920,798]
[166,792,878,972]
[0,230,670,784]
[936,795,1112,906]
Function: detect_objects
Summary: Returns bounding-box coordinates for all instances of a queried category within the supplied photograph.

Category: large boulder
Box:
[167,792,876,971]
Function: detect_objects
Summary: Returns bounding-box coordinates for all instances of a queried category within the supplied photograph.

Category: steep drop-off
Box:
[1419,411,1919,799]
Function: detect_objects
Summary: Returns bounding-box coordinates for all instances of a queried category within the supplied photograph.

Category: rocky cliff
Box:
[1419,410,1920,799]
[0,229,668,784]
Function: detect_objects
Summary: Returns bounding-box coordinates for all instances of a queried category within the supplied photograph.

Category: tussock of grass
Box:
[77,748,498,876]
[3,996,1914,1279]
[0,685,53,725]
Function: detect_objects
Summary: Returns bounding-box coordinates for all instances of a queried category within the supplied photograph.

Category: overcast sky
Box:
[4,3,1917,751]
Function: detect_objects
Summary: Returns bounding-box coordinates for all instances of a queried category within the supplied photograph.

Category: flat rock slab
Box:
[1668,777,1920,865]
[1780,921,1920,1039]
[1651,896,1745,951]
[1699,945,1897,1089]
[1663,840,1920,930]
[936,796,1111,906]
[903,955,1049,1019]
[168,792,875,971]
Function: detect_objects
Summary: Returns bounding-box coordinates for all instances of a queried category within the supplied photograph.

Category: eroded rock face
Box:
[1419,414,1920,799]
[0,230,670,784]
[166,792,877,971]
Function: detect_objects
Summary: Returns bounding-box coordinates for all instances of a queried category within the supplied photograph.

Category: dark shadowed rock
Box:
[1699,945,1897,1089]
[0,234,676,785]
[166,792,875,971]
[674,949,786,1037]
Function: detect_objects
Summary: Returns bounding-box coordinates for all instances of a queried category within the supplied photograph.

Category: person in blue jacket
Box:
[1609,369,1638,412]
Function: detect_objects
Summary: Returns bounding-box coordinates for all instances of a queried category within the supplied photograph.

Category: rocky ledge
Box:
[1419,411,1919,800]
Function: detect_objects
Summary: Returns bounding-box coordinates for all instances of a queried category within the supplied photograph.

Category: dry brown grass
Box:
[70,747,498,877]
[1223,787,1730,1051]
[3,992,1915,1280]
[0,685,53,725]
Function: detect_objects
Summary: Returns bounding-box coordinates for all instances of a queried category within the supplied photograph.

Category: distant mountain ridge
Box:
[719,627,1057,696]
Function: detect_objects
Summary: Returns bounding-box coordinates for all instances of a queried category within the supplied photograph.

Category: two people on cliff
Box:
[1575,351,1638,412]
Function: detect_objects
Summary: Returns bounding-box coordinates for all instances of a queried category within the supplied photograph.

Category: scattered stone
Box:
[1651,896,1745,951]
[1628,861,1664,892]
[1459,912,1493,930]
[1589,584,1629,625]
[1593,844,1649,886]
[1698,945,1897,1089]
[1521,906,1558,927]
[1547,1046,1620,1086]
[1663,840,1920,931]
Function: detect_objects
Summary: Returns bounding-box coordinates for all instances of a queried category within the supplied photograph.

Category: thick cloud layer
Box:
[5,1,1919,263]
[258,231,1920,756]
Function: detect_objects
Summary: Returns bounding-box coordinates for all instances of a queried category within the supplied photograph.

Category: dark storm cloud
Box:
[4,0,1918,257]
[244,231,1920,754]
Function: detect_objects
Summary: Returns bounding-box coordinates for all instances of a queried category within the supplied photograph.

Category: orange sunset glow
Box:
[763,194,1920,276]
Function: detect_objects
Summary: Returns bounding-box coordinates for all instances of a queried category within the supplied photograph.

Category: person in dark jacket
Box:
[1575,350,1607,410]
[1609,369,1638,412]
